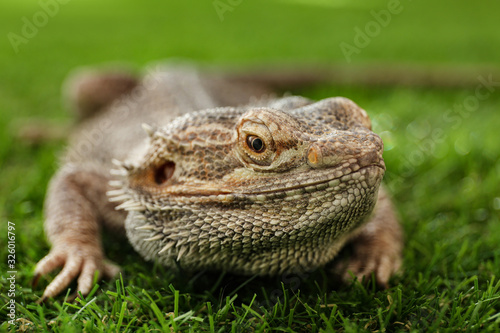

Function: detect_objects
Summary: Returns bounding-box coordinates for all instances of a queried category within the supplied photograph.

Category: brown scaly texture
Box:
[34,63,402,301]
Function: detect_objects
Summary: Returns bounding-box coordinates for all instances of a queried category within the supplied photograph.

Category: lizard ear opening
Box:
[128,160,176,189]
[154,161,176,185]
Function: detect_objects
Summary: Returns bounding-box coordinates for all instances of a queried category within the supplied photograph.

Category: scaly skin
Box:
[34,64,402,301]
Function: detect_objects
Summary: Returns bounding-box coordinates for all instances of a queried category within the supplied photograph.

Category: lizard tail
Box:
[219,66,332,92]
[62,63,499,122]
[220,63,500,90]
[63,68,139,121]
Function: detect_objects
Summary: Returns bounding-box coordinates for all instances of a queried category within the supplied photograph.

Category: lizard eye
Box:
[236,111,277,169]
[246,135,265,153]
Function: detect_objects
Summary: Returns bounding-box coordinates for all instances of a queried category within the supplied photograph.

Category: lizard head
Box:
[109,96,386,275]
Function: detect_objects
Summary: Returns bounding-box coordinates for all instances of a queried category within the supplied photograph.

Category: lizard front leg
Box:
[33,166,125,301]
[331,187,403,288]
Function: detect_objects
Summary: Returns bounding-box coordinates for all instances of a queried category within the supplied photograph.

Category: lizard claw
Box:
[333,235,402,288]
[342,249,401,288]
[331,189,403,289]
[31,273,41,289]
[33,244,120,301]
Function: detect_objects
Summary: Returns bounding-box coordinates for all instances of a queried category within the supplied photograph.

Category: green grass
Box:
[1,0,500,331]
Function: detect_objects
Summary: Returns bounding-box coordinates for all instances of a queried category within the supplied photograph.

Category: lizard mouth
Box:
[110,159,384,208]
[142,163,384,199]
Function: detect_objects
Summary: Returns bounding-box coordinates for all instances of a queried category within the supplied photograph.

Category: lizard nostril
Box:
[154,161,175,185]
[307,145,323,168]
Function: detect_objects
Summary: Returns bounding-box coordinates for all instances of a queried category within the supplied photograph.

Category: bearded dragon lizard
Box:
[33,64,402,301]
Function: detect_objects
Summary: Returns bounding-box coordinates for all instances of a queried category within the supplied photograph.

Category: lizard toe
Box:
[348,259,377,285]
[39,254,83,301]
[34,251,66,278]
[102,261,121,279]
[75,257,121,296]
[76,260,99,297]
[341,251,401,289]
[375,252,402,287]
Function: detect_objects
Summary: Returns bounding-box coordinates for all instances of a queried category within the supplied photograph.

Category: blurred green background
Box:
[1,0,499,331]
